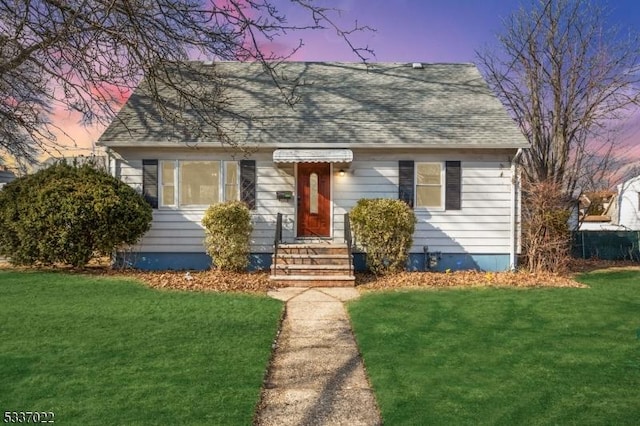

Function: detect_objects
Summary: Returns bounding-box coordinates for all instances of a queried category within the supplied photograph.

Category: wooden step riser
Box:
[271,269,354,276]
[271,279,355,287]
[271,264,353,271]
[272,258,351,266]
[277,248,349,255]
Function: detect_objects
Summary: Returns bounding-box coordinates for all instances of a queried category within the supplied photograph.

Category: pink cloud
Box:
[88,81,132,107]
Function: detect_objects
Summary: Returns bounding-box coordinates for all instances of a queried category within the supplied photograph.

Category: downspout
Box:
[105,147,113,177]
[510,149,524,271]
[104,147,117,268]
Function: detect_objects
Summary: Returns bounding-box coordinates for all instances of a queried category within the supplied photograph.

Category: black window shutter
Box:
[399,161,414,208]
[142,159,158,209]
[445,161,461,210]
[240,160,256,210]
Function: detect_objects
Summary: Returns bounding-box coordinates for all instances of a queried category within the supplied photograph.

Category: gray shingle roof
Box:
[99,61,529,149]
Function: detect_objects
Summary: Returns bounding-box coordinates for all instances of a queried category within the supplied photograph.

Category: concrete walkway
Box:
[255,287,382,426]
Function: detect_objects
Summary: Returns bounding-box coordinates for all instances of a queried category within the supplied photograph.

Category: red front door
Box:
[297,163,331,237]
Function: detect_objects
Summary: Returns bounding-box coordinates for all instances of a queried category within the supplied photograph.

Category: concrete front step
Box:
[269,274,356,287]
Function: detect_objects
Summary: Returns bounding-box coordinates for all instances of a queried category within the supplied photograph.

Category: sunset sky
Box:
[52,0,640,162]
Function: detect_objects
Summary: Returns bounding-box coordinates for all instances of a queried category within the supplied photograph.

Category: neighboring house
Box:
[0,167,16,190]
[97,61,529,272]
[579,215,618,231]
[578,191,619,231]
[613,174,640,230]
[578,176,640,231]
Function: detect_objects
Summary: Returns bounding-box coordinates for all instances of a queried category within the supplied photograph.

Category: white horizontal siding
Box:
[111,148,518,256]
[334,157,515,254]
[115,159,143,193]
[252,161,295,252]
[618,177,640,230]
[111,151,295,254]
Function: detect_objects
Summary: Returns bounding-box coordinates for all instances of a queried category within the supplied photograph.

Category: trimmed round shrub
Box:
[349,198,416,275]
[202,201,253,271]
[0,161,152,267]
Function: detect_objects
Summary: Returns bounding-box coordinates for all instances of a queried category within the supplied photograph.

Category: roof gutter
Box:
[98,141,530,150]
[510,148,524,271]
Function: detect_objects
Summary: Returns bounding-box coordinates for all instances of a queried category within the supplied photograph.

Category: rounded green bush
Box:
[350,198,416,275]
[0,161,152,267]
[202,201,253,271]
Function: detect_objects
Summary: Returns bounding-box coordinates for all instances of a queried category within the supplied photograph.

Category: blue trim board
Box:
[117,251,511,272]
[354,253,511,272]
[115,252,212,271]
[114,252,271,271]
[407,253,511,272]
[248,254,273,271]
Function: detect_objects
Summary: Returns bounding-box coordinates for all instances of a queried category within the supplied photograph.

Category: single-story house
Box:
[98,61,529,273]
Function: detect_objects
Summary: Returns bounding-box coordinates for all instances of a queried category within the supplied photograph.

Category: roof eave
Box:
[98,141,530,150]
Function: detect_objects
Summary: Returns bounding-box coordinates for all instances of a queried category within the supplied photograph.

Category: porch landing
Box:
[270,243,355,287]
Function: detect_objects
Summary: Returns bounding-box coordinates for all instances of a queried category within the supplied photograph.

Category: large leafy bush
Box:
[350,198,416,274]
[0,162,152,267]
[202,201,253,271]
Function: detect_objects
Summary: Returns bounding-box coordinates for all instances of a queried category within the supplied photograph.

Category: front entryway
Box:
[297,163,331,237]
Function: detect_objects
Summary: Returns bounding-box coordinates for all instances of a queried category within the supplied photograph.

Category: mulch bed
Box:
[355,270,585,291]
[103,269,274,294]
[2,258,638,294]
[355,259,640,291]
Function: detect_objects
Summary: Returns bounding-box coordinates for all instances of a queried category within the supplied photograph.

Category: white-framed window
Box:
[415,162,444,208]
[224,161,239,202]
[159,160,239,208]
[160,161,176,207]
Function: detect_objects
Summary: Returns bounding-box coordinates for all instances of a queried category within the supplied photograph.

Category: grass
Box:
[349,270,640,425]
[0,271,282,425]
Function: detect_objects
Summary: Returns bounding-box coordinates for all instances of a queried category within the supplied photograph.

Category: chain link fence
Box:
[572,231,640,261]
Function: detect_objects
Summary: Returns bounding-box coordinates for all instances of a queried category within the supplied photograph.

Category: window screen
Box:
[179,161,219,206]
[160,161,176,207]
[416,163,443,208]
[224,161,239,201]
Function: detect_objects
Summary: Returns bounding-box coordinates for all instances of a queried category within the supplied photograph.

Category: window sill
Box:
[157,206,211,211]
[414,206,446,213]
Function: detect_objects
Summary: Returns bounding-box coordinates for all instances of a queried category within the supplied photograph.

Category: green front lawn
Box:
[349,270,640,425]
[0,272,282,425]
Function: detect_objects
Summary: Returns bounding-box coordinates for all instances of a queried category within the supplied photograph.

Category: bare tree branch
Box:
[0,0,374,164]
[477,0,640,197]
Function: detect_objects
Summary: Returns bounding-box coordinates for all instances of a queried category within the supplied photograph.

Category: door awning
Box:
[272,149,353,163]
